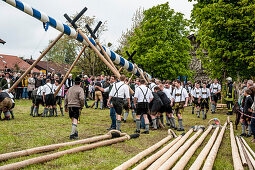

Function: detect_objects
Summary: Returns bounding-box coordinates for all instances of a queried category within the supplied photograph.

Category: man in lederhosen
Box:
[43,79,56,117]
[134,79,153,134]
[201,82,211,120]
[171,80,189,131]
[191,82,202,118]
[32,85,44,117]
[108,75,130,131]
[210,79,221,113]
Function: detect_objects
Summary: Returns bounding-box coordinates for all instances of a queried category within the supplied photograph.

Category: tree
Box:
[44,15,110,76]
[122,3,192,80]
[189,0,255,80]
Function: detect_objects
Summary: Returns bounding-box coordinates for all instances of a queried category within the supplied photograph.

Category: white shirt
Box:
[192,88,202,98]
[37,86,44,96]
[134,85,153,103]
[149,82,157,91]
[55,85,62,96]
[109,81,130,99]
[6,78,11,89]
[172,87,188,102]
[43,83,55,95]
[201,88,211,99]
[210,83,221,94]
[163,88,172,100]
[3,90,15,104]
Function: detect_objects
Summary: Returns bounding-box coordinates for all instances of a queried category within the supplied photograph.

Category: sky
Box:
[0,0,195,59]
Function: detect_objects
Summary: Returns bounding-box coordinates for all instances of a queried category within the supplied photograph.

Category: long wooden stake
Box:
[0,134,135,170]
[77,29,121,79]
[173,126,213,170]
[159,128,204,170]
[0,130,125,162]
[147,128,194,170]
[238,137,254,169]
[8,33,64,93]
[229,122,244,170]
[143,72,150,83]
[118,67,123,73]
[114,130,175,170]
[134,64,148,84]
[54,46,86,97]
[134,135,182,170]
[235,136,247,166]
[202,122,227,170]
[127,74,134,84]
[241,138,255,168]
[240,137,255,158]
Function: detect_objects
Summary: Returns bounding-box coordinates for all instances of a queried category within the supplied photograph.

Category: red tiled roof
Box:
[25,59,70,75]
[0,54,40,72]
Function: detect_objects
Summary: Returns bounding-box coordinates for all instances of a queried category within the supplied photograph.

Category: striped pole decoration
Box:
[2,0,151,79]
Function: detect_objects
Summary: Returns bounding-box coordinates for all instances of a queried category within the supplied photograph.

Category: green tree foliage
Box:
[44,15,111,76]
[122,3,192,80]
[189,0,255,80]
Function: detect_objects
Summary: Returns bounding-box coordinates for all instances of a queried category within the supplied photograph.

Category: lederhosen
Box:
[174,88,185,116]
[157,91,172,114]
[150,92,163,115]
[136,87,149,115]
[111,83,124,115]
[31,89,37,105]
[193,89,200,107]
[45,84,55,106]
[35,88,44,106]
[211,85,219,103]
[201,89,209,110]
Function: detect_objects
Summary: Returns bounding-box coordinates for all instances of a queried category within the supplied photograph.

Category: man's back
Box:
[65,85,85,108]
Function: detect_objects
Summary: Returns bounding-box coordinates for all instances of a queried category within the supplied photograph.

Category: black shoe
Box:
[107,127,115,130]
[192,111,194,114]
[86,106,89,108]
[166,123,170,126]
[134,129,140,133]
[246,134,252,138]
[177,128,185,131]
[240,133,247,137]
[142,131,149,134]
[124,120,127,123]
[70,132,79,140]
[197,115,200,118]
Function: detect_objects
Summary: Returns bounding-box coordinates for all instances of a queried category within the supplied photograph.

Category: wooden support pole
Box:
[240,136,255,158]
[54,46,86,97]
[134,64,147,84]
[0,130,125,162]
[235,136,247,166]
[118,67,123,73]
[238,137,254,169]
[114,130,175,170]
[240,138,255,168]
[8,33,64,93]
[202,122,227,170]
[147,128,194,170]
[76,29,121,79]
[229,122,243,170]
[159,127,204,170]
[134,135,182,170]
[127,74,134,85]
[143,71,150,83]
[173,126,213,170]
[0,134,138,170]
[189,126,220,170]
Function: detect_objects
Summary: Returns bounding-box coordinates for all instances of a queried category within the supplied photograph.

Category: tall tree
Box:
[189,0,255,80]
[123,3,192,80]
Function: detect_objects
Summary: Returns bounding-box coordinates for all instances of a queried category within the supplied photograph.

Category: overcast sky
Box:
[0,0,195,59]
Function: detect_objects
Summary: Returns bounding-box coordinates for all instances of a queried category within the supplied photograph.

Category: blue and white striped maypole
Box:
[2,0,151,79]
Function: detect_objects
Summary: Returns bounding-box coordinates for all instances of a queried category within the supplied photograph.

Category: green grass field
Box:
[0,99,254,169]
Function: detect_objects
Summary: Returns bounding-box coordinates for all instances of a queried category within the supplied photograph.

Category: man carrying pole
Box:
[64,77,85,140]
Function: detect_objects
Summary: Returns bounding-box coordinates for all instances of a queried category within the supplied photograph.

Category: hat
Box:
[84,75,88,78]
[75,77,81,82]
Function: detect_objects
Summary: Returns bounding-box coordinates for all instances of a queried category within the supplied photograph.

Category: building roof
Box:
[25,59,70,75]
[0,54,40,72]
[0,39,6,45]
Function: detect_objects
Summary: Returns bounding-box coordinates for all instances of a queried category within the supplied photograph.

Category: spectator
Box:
[27,74,35,99]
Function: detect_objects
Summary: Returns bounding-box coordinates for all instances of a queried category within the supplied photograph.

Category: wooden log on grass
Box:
[229,122,243,170]
[0,133,139,170]
[172,125,213,170]
[133,135,182,170]
[147,127,194,170]
[0,130,125,162]
[114,130,176,170]
[238,137,254,169]
[240,137,255,168]
[202,122,227,170]
[159,126,205,170]
[240,136,255,158]
[235,136,247,166]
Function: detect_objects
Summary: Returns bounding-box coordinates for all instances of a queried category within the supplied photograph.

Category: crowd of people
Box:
[1,70,255,142]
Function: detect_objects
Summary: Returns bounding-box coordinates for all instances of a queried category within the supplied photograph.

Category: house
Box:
[25,59,70,75]
[0,54,40,73]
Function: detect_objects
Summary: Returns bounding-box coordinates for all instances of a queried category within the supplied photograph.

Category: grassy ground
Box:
[0,99,254,169]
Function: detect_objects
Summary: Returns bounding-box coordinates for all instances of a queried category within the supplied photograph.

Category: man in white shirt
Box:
[161,83,172,126]
[210,79,221,113]
[201,82,211,120]
[171,80,189,131]
[43,79,56,117]
[134,79,153,134]
[54,80,64,116]
[108,75,130,131]
[149,78,157,92]
[191,83,202,118]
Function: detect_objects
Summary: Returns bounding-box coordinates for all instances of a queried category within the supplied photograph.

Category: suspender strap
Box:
[46,84,54,94]
[139,87,149,102]
[114,83,124,98]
